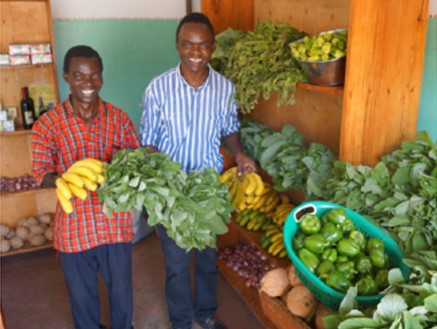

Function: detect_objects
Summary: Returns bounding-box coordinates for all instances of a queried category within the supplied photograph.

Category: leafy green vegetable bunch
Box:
[323,132,437,255]
[211,21,307,114]
[240,118,336,199]
[98,148,233,251]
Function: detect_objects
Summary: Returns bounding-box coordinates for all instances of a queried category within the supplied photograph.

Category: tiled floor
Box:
[0,233,266,329]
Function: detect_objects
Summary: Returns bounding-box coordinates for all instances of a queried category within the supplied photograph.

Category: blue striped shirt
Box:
[140,64,240,173]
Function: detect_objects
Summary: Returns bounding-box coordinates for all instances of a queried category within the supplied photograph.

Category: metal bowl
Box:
[290,29,347,86]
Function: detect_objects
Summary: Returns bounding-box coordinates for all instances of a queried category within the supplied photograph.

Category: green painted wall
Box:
[53,18,436,139]
[418,18,437,141]
[53,19,179,128]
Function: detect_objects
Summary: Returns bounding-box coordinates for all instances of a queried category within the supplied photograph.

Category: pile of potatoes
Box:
[259,265,332,329]
[0,213,53,253]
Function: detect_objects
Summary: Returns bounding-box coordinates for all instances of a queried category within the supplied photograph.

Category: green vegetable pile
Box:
[211,21,307,114]
[290,29,348,62]
[240,118,335,199]
[98,148,233,251]
[294,208,394,296]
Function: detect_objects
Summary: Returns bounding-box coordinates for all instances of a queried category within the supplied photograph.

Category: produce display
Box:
[218,241,277,289]
[0,213,53,253]
[0,174,38,193]
[290,29,348,62]
[55,158,106,214]
[211,21,307,114]
[293,208,392,296]
[98,147,233,251]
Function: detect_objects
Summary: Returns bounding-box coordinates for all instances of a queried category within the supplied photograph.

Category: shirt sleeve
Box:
[31,116,57,185]
[121,112,140,150]
[139,85,161,147]
[221,85,240,137]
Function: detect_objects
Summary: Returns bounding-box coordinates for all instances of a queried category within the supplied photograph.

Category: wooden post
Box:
[340,0,429,166]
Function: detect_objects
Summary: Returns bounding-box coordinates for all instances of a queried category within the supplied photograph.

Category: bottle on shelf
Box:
[20,86,36,129]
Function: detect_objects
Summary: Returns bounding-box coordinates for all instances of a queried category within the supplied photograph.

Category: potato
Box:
[38,213,52,225]
[44,227,53,241]
[29,234,47,246]
[288,264,302,287]
[260,267,291,297]
[0,238,11,253]
[285,284,318,318]
[0,224,11,237]
[15,226,30,241]
[29,223,46,235]
[10,236,24,249]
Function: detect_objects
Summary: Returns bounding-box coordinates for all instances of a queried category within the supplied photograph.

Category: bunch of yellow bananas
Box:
[235,209,271,231]
[219,167,266,212]
[271,203,295,227]
[55,158,106,214]
[260,225,288,258]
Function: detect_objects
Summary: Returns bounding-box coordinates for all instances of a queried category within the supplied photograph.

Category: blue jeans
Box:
[156,225,218,329]
[59,243,133,329]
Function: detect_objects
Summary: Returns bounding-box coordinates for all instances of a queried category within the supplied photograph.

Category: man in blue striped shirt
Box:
[140,12,256,329]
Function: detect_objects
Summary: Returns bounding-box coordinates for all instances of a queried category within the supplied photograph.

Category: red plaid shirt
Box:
[32,97,140,253]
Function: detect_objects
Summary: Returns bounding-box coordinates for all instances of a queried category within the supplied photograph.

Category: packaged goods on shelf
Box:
[9,54,31,66]
[0,54,9,66]
[30,44,51,55]
[31,53,53,65]
[9,44,31,55]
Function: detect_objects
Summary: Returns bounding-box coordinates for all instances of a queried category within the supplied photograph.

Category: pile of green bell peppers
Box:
[294,208,392,296]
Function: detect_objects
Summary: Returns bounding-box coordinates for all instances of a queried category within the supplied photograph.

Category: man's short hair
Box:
[63,45,103,73]
[176,12,215,41]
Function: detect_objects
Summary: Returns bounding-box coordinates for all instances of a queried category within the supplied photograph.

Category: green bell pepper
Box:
[349,230,366,251]
[357,277,379,296]
[335,255,349,265]
[340,218,355,233]
[299,213,322,235]
[337,261,356,281]
[321,248,338,263]
[366,237,385,254]
[316,260,335,280]
[337,238,361,258]
[369,248,388,269]
[375,269,389,289]
[292,233,306,251]
[322,208,348,227]
[326,270,351,293]
[320,222,343,247]
[355,254,373,274]
[298,248,320,273]
[303,234,325,255]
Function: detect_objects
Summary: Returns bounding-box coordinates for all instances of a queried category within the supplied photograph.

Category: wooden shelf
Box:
[0,241,53,257]
[0,63,55,71]
[296,82,343,96]
[0,129,33,137]
[217,217,293,329]
[0,188,54,199]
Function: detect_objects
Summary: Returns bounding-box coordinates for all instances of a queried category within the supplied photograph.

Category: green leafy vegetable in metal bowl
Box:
[290,29,348,62]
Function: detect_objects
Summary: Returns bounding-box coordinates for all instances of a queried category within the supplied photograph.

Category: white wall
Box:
[51,0,201,19]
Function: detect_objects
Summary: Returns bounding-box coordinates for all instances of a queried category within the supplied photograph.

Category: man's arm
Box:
[223,132,257,175]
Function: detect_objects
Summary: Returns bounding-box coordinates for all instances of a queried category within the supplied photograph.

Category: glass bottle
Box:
[20,87,35,129]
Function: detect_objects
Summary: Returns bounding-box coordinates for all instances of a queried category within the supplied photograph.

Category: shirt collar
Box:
[176,63,213,91]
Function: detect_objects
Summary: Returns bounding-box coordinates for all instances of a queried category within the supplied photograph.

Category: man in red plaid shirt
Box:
[32,45,139,329]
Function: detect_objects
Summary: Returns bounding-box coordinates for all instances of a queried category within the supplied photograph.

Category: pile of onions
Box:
[0,174,38,193]
[218,242,277,288]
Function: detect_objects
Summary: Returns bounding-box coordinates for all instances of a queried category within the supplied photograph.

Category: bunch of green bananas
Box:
[271,203,295,226]
[219,167,266,212]
[235,209,271,231]
[260,225,288,258]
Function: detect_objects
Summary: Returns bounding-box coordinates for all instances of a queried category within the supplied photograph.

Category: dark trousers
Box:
[59,243,133,329]
[156,225,218,329]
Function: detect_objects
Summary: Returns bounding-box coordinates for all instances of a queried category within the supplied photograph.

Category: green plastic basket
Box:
[283,201,409,311]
